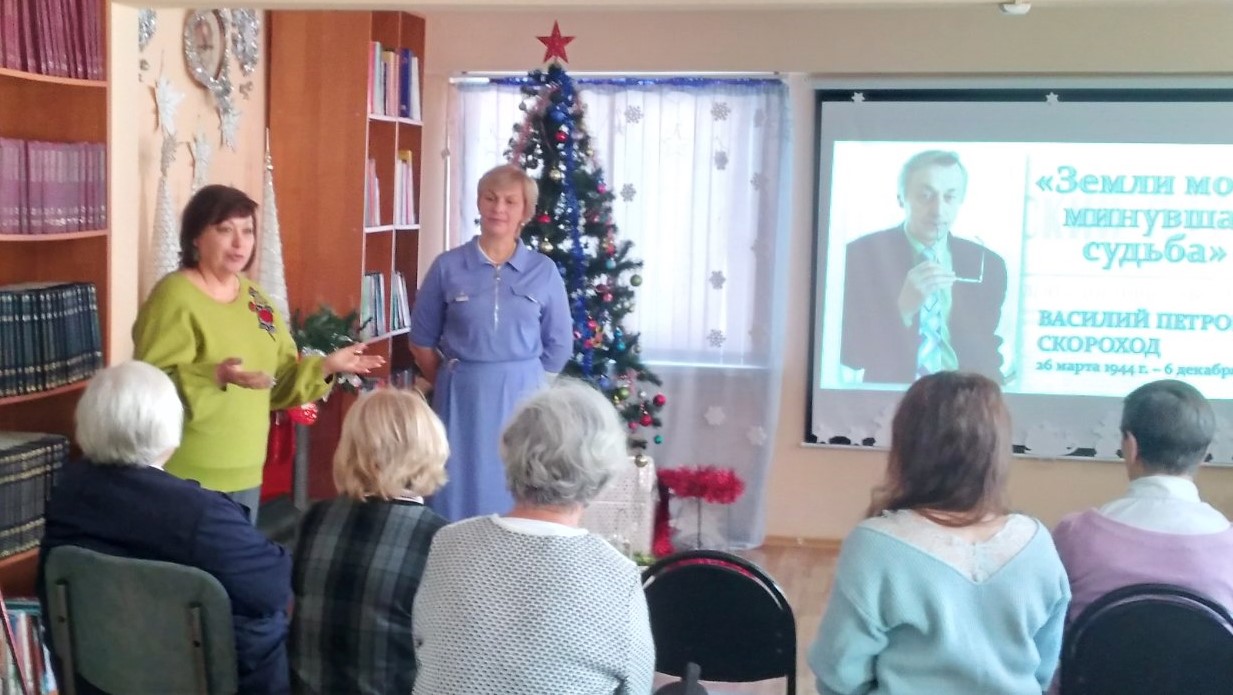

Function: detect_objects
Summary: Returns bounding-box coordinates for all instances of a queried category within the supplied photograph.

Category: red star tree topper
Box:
[537,21,574,64]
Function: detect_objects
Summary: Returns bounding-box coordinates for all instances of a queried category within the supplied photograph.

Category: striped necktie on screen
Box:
[917,247,944,378]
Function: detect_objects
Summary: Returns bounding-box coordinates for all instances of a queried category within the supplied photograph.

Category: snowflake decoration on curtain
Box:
[620,183,637,202]
[624,105,643,124]
[704,406,727,427]
[707,329,726,348]
[750,172,767,191]
[747,426,768,447]
[750,233,771,258]
[711,101,731,121]
[713,150,729,171]
[753,108,766,128]
[709,270,726,289]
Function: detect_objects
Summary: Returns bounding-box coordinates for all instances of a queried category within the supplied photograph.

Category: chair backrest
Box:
[642,549,796,694]
[1061,583,1233,695]
[43,545,238,695]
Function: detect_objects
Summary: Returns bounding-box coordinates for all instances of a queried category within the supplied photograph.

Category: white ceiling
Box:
[133,0,1225,9]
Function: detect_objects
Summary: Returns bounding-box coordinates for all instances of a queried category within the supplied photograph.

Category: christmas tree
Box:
[506,25,665,459]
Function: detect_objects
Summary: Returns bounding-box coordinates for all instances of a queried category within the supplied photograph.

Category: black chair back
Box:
[1061,583,1233,695]
[642,549,796,694]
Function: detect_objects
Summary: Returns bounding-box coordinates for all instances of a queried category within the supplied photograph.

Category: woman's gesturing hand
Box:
[216,357,276,390]
[323,343,386,377]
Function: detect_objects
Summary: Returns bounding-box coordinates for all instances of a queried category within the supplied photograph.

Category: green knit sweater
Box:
[133,272,330,492]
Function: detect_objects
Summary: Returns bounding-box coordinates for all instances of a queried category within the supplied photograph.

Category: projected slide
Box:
[810,95,1233,456]
[821,140,1233,398]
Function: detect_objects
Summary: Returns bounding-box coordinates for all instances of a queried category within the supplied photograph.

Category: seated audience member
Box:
[809,371,1070,695]
[411,379,655,695]
[38,362,292,695]
[1053,379,1233,621]
[290,388,449,695]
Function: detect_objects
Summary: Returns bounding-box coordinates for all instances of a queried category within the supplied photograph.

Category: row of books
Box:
[367,42,422,121]
[0,282,103,399]
[0,432,66,561]
[0,139,108,235]
[390,271,412,333]
[359,272,388,340]
[363,158,381,228]
[0,0,105,80]
[393,150,418,227]
[2,599,58,695]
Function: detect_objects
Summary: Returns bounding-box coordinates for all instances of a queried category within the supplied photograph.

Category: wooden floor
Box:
[652,541,840,694]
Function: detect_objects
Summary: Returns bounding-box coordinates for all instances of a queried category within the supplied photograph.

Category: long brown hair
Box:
[867,371,1011,526]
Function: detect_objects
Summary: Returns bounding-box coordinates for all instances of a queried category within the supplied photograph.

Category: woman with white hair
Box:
[411,378,655,695]
[38,361,293,695]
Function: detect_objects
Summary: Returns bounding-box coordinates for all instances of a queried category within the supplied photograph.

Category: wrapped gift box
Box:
[581,456,657,556]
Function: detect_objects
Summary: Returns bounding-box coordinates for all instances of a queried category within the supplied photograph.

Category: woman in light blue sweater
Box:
[809,372,1070,695]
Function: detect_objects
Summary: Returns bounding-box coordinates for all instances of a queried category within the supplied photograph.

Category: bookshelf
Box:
[269,10,424,499]
[0,1,111,596]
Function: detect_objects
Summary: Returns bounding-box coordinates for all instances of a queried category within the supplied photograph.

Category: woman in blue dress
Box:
[409,164,573,520]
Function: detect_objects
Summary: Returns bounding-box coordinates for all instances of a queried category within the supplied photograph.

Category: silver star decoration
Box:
[750,172,767,191]
[190,126,213,194]
[220,102,241,150]
[707,329,726,348]
[624,105,643,124]
[852,92,866,103]
[1045,92,1060,104]
[620,183,637,202]
[713,150,729,171]
[703,406,727,427]
[138,9,157,52]
[709,270,726,289]
[158,133,178,175]
[153,76,185,138]
[753,108,766,128]
[711,101,731,121]
[747,425,768,447]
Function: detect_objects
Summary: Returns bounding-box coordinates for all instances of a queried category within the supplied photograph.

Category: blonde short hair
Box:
[333,388,449,500]
[477,163,539,224]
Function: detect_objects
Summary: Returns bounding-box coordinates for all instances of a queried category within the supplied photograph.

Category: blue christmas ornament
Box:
[616,341,626,351]
[605,259,616,270]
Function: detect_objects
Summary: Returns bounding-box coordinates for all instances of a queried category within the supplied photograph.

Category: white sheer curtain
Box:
[450,77,790,549]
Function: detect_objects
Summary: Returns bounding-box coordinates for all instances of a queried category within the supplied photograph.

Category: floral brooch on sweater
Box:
[248,287,276,339]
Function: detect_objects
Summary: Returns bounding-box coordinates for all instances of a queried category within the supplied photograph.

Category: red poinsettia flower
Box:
[657,466,746,505]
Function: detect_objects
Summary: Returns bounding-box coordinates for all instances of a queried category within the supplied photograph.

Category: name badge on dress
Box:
[451,292,469,302]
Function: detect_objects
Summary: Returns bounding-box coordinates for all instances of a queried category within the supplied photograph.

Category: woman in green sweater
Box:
[134,185,383,521]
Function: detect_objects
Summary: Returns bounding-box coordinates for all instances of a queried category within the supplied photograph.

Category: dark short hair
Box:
[898,150,968,199]
[1121,380,1213,474]
[179,184,259,270]
[869,371,1011,526]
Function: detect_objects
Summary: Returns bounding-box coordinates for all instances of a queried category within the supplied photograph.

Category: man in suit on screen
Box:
[840,150,1008,384]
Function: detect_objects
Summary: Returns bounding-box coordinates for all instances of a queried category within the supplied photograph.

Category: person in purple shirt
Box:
[409,164,572,521]
[1053,379,1233,623]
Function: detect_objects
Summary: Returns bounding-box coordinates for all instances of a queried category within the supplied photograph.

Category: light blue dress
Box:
[409,239,572,520]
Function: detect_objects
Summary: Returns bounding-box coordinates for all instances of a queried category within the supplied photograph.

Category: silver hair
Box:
[500,378,627,507]
[75,361,183,467]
